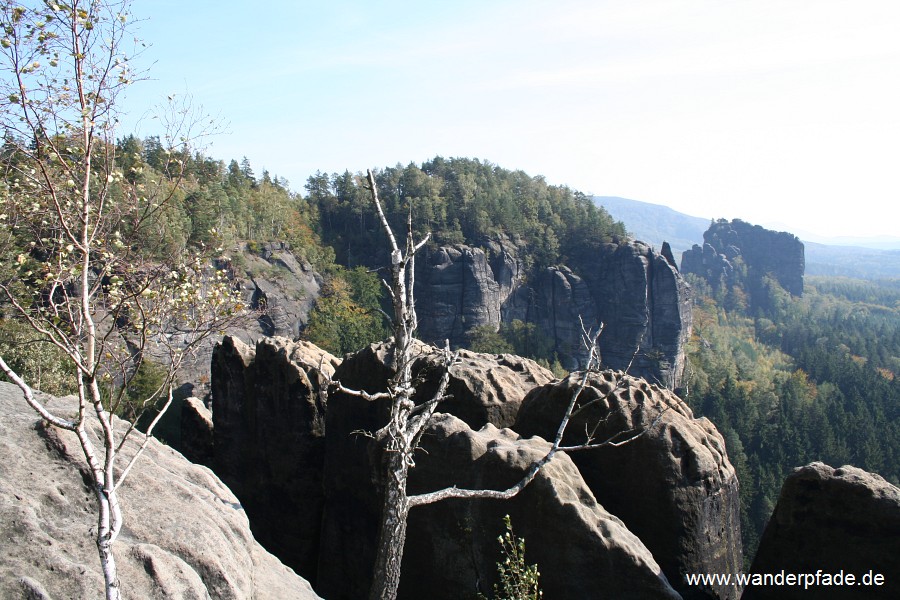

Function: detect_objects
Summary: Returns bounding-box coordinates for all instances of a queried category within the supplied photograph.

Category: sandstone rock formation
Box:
[744,462,900,600]
[404,415,682,600]
[329,338,554,429]
[244,241,323,339]
[416,238,693,390]
[317,346,681,598]
[0,382,320,600]
[416,240,524,347]
[209,335,339,584]
[180,396,214,468]
[681,219,804,301]
[578,240,693,389]
[514,371,742,600]
[144,241,323,402]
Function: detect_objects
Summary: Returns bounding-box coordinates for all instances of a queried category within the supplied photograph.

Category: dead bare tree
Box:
[0,2,239,599]
[329,169,670,600]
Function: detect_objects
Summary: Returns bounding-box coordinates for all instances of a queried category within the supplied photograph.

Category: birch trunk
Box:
[369,450,411,600]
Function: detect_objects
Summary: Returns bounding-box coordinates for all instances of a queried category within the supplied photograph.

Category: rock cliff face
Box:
[416,240,525,346]
[317,345,680,599]
[201,335,750,599]
[209,335,339,585]
[0,382,320,600]
[416,239,693,390]
[243,241,323,339]
[681,219,804,300]
[744,462,900,600]
[153,241,323,401]
[514,371,742,600]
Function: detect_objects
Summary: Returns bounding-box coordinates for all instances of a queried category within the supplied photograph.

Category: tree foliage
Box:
[684,273,900,563]
[307,158,625,271]
[0,2,241,598]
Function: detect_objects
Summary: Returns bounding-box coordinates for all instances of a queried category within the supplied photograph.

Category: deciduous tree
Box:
[0,2,239,598]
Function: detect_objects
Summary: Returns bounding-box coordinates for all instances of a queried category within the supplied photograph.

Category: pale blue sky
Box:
[118,0,900,239]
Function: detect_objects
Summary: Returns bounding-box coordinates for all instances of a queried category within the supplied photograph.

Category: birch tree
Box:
[0,2,239,599]
[335,170,669,600]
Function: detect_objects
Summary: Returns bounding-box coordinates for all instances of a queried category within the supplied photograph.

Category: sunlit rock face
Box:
[416,238,693,390]
[514,371,743,600]
[0,382,321,600]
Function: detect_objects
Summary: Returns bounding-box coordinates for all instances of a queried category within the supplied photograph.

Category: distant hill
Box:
[593,196,900,281]
[592,196,709,257]
[804,243,900,279]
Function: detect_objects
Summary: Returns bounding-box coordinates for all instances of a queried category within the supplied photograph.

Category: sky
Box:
[118,0,900,241]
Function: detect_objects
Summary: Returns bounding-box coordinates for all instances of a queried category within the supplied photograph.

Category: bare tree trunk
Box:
[349,170,669,600]
[369,451,411,600]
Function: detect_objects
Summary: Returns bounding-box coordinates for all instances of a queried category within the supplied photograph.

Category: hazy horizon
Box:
[119,0,900,240]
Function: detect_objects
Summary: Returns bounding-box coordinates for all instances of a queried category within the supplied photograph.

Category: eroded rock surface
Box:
[318,353,681,600]
[416,238,693,390]
[514,371,742,600]
[0,382,320,600]
[209,335,338,584]
[744,462,900,600]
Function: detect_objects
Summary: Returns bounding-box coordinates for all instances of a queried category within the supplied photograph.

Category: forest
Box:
[3,135,898,567]
[683,272,900,561]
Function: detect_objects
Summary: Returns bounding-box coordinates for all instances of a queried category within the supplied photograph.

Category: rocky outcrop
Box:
[330,339,554,430]
[417,239,693,390]
[744,462,900,599]
[244,241,323,339]
[180,396,214,467]
[209,335,339,585]
[514,371,742,600]
[578,241,693,389]
[416,240,524,347]
[317,345,680,599]
[0,382,320,600]
[506,265,599,367]
[403,415,681,600]
[681,219,804,301]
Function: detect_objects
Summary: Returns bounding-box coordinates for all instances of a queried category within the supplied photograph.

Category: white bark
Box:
[352,170,668,600]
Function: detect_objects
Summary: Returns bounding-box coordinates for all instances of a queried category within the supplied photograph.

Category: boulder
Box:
[210,335,339,584]
[404,414,682,599]
[514,371,742,600]
[744,462,900,599]
[0,382,320,600]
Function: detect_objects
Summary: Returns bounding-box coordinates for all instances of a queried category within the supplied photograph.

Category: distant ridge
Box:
[592,196,708,257]
[593,196,900,280]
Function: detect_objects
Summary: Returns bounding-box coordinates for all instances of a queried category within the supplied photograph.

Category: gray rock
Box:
[416,241,524,347]
[744,462,900,600]
[245,242,322,339]
[681,219,805,304]
[579,241,693,389]
[328,338,554,430]
[209,335,338,585]
[416,238,693,391]
[0,382,320,600]
[514,371,742,600]
[180,396,214,467]
[404,414,683,600]
[317,358,681,600]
